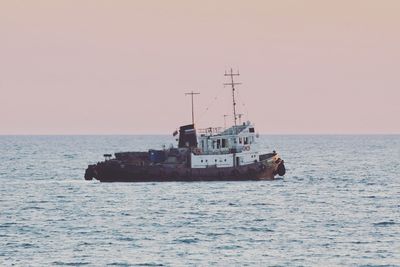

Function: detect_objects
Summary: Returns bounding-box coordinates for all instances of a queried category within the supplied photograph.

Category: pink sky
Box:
[1,0,399,134]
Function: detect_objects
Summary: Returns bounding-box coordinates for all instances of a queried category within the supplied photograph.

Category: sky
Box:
[1,0,399,134]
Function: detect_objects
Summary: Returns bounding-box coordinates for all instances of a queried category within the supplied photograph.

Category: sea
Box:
[0,135,399,266]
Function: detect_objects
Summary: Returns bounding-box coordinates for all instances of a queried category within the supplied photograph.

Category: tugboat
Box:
[84,69,285,182]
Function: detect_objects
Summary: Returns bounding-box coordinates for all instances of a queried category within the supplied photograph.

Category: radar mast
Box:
[224,68,241,127]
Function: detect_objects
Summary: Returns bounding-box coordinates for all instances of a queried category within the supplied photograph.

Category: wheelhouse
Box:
[197,121,257,155]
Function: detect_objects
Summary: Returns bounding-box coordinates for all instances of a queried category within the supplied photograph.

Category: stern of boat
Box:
[259,152,286,178]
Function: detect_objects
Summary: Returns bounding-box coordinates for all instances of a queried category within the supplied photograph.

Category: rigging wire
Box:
[234,87,251,123]
[197,85,226,124]
[196,72,251,127]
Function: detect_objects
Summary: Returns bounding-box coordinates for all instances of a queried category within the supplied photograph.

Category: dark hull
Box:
[85,156,285,183]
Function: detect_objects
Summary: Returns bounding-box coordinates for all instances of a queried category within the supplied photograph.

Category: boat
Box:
[84,69,286,182]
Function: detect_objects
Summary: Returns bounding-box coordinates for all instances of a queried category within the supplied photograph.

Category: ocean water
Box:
[0,135,399,266]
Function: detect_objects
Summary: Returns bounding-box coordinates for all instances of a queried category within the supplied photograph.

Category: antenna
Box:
[224,68,241,127]
[223,114,229,129]
[237,113,244,125]
[185,91,200,125]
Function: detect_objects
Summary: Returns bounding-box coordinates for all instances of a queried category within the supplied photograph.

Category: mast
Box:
[224,68,241,127]
[185,91,200,125]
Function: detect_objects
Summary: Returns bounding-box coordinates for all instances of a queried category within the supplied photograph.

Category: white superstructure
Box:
[182,68,267,169]
[191,121,262,168]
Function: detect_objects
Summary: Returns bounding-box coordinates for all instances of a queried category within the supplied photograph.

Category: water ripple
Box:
[0,135,399,266]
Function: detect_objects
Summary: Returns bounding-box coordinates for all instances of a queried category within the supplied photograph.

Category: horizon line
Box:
[1,132,399,136]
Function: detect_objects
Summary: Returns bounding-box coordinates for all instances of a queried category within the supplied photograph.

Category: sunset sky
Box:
[1,0,399,134]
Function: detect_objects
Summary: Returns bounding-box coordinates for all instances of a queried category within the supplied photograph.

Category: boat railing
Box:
[198,127,224,135]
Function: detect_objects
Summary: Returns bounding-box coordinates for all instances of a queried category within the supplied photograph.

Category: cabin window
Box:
[239,137,242,144]
[244,137,248,145]
[217,139,221,149]
[201,160,203,163]
[249,127,255,133]
[221,139,226,148]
